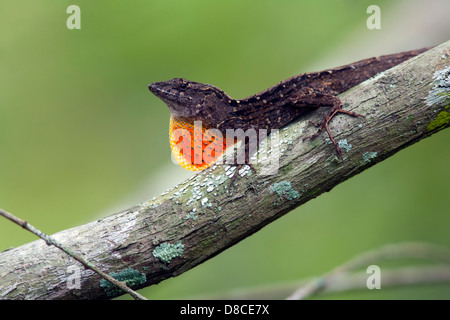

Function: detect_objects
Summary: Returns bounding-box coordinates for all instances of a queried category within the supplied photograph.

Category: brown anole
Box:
[149,48,429,177]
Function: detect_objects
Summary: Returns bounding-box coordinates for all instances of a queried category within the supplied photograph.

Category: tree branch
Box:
[1,40,449,300]
[0,208,147,300]
[191,265,450,300]
[189,242,450,300]
[286,242,450,300]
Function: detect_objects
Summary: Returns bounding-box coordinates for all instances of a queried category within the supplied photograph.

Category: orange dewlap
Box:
[169,117,228,171]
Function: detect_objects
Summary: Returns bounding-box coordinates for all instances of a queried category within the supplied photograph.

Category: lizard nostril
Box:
[148,82,163,94]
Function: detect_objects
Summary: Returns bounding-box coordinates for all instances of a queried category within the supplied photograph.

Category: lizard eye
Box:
[180,82,187,89]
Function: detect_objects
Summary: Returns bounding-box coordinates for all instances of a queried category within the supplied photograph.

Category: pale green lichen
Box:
[99,268,146,297]
[152,241,184,264]
[362,151,378,163]
[201,197,211,207]
[426,66,450,107]
[427,108,450,132]
[185,208,198,220]
[270,181,300,204]
[184,170,230,207]
[425,66,450,132]
[337,139,352,153]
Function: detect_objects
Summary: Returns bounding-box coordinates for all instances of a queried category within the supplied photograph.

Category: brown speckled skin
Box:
[149,48,429,157]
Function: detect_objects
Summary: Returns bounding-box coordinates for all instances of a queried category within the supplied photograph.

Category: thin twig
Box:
[190,264,450,300]
[0,207,148,300]
[286,242,450,300]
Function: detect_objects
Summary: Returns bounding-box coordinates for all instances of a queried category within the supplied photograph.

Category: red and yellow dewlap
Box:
[169,117,228,171]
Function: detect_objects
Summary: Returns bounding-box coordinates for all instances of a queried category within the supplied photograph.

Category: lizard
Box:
[148,48,429,179]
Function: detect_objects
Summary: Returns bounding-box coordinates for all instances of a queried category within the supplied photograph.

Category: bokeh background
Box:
[1,0,449,299]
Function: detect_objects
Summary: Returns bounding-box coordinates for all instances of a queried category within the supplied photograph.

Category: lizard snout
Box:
[148,82,161,95]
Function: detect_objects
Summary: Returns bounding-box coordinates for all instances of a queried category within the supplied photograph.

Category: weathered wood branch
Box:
[1,40,449,300]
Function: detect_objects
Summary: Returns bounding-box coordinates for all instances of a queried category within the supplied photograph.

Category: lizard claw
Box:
[307,120,322,128]
[305,105,365,160]
[303,119,326,141]
[229,163,257,187]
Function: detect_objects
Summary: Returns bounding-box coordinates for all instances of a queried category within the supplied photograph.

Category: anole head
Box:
[148,78,232,127]
[149,78,233,171]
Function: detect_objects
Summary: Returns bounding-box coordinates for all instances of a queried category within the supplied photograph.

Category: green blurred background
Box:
[1,0,449,299]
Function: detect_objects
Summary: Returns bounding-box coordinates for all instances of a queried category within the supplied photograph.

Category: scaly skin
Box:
[149,48,429,173]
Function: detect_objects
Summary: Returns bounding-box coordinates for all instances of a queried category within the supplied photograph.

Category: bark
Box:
[1,40,449,300]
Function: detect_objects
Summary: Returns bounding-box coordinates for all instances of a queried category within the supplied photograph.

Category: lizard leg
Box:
[229,163,257,186]
[289,90,365,159]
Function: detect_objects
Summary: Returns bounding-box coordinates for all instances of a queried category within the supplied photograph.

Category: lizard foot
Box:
[304,105,365,160]
[229,163,257,186]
